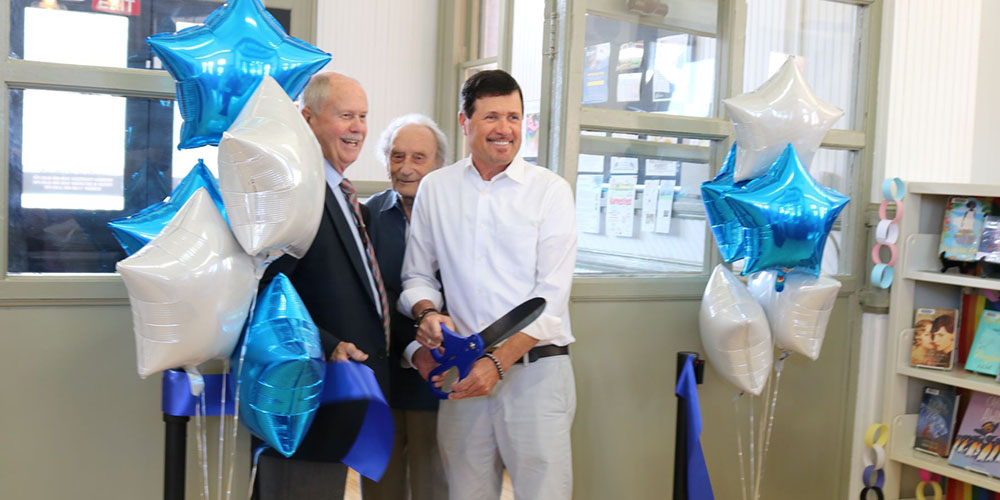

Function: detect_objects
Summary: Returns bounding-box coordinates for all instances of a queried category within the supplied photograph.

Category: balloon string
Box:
[196,392,209,500]
[751,370,772,500]
[748,393,755,500]
[228,292,257,500]
[753,351,789,500]
[734,393,749,500]
[246,446,268,500]
[216,360,229,500]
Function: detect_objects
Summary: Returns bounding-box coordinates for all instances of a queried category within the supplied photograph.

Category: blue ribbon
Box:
[161,360,392,481]
[162,370,236,416]
[676,356,715,500]
[322,362,393,482]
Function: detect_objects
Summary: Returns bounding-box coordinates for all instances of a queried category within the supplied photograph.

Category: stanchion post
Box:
[164,413,189,500]
[674,351,704,500]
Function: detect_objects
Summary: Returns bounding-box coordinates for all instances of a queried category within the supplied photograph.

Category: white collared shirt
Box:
[400,156,577,359]
[324,161,382,317]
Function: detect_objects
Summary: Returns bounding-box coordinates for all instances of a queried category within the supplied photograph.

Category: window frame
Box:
[438,0,880,298]
[0,0,318,303]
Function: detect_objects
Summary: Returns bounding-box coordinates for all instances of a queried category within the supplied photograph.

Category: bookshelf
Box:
[882,183,1000,498]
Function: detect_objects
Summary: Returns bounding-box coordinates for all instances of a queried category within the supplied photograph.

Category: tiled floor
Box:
[344,468,514,499]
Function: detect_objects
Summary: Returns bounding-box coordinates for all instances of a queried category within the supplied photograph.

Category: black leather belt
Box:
[514,345,569,364]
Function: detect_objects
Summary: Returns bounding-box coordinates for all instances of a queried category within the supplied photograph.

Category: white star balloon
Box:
[699,265,773,395]
[218,75,325,263]
[723,56,843,182]
[747,271,841,361]
[117,188,258,395]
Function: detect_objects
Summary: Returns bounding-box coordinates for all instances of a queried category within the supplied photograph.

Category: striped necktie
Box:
[338,178,391,354]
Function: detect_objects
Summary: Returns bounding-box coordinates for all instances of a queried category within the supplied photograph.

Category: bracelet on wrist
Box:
[413,307,438,328]
[483,352,505,380]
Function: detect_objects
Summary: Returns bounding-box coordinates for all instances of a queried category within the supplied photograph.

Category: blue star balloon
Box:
[723,144,849,279]
[108,159,228,255]
[233,273,325,457]
[147,0,331,149]
[701,143,748,262]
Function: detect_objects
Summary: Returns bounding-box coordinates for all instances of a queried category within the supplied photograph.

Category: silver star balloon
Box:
[117,188,258,395]
[723,56,843,182]
[699,265,773,395]
[747,271,841,361]
[218,75,325,263]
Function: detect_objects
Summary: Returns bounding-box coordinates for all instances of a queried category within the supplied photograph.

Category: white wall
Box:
[972,0,1000,184]
[314,1,440,183]
[873,0,992,200]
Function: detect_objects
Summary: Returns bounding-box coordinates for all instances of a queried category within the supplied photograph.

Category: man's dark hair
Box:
[460,69,523,119]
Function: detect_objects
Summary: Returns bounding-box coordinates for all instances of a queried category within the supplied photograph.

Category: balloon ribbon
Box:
[161,361,392,481]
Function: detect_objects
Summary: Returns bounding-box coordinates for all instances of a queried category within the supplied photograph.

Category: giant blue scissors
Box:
[428,297,547,399]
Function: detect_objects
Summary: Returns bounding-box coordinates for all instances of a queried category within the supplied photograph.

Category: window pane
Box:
[582,13,716,117]
[479,0,501,59]
[743,0,861,129]
[511,0,544,164]
[574,133,711,275]
[8,89,178,273]
[10,1,291,70]
[811,148,856,276]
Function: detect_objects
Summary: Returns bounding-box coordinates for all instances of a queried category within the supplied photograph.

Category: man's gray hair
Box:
[375,114,449,169]
[300,72,360,113]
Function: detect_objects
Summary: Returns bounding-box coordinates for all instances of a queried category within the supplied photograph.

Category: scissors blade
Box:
[477,297,547,349]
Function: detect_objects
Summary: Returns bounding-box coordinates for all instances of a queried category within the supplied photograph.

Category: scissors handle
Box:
[427,324,485,399]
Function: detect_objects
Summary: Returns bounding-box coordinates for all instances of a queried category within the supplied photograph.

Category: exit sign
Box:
[92,0,141,16]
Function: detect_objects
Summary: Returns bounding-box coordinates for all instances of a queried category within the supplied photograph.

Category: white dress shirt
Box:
[399,156,577,361]
[324,161,382,317]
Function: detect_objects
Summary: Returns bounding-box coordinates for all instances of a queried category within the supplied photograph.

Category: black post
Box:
[674,351,705,500]
[164,413,189,500]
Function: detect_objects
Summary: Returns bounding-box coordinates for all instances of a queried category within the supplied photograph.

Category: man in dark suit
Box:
[362,114,450,500]
[255,72,391,499]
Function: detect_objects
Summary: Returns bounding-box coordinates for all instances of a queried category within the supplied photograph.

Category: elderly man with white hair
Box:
[362,113,450,500]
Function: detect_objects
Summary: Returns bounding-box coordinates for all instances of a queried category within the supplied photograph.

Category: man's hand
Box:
[416,311,455,350]
[440,357,501,400]
[330,341,368,362]
[412,346,439,381]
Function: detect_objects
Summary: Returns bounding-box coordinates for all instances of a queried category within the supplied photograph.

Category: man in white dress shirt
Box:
[399,69,578,500]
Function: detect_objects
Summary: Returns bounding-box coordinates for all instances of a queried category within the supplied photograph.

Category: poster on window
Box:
[645,159,678,177]
[616,41,644,71]
[520,99,541,161]
[577,154,605,173]
[641,180,660,232]
[655,180,677,234]
[610,156,638,174]
[576,175,603,234]
[583,43,610,104]
[20,89,125,211]
[652,35,686,103]
[616,72,642,103]
[606,175,637,237]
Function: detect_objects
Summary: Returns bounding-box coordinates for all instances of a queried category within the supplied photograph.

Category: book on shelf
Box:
[978,216,1000,264]
[958,291,1000,366]
[967,310,1000,376]
[940,477,1000,499]
[948,391,1000,478]
[940,197,990,262]
[915,385,960,457]
[912,308,959,370]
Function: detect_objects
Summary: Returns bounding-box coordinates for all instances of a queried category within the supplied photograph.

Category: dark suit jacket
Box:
[260,184,389,463]
[365,189,440,411]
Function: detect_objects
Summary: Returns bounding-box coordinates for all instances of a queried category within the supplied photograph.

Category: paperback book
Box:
[911,308,959,370]
[949,391,1000,478]
[915,386,960,457]
[940,197,988,262]
[967,310,1000,376]
[978,216,1000,264]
